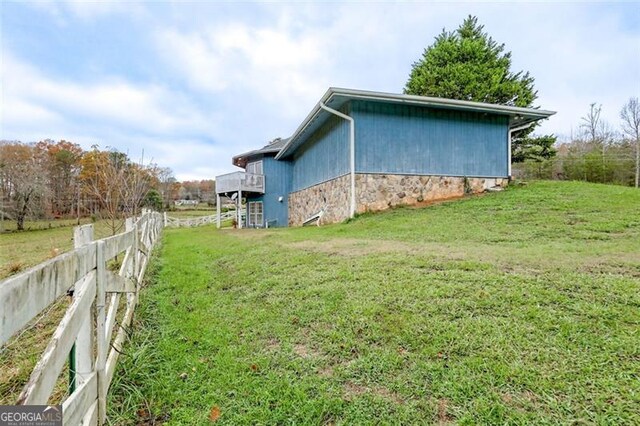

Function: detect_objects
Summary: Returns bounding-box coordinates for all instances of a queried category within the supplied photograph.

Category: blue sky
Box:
[2,1,639,180]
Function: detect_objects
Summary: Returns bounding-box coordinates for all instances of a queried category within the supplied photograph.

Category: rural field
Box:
[106,181,640,425]
[169,206,218,219]
[0,208,217,279]
[0,219,115,279]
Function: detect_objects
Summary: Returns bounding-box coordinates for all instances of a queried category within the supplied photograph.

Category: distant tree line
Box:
[0,140,174,232]
[173,180,216,206]
[513,98,640,188]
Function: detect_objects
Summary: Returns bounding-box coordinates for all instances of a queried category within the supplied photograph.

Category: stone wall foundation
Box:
[288,175,351,226]
[288,174,508,226]
[356,174,507,214]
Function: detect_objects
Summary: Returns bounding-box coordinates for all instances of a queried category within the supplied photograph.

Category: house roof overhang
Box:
[232,138,289,168]
[275,87,556,160]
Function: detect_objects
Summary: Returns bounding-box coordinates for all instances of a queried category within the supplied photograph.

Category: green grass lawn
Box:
[0,219,115,279]
[168,206,218,218]
[108,181,640,425]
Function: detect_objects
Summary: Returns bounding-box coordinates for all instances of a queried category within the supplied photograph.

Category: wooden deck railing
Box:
[215,171,265,194]
[0,210,163,425]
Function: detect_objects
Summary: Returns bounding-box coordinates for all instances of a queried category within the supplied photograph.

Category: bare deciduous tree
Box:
[80,148,128,234]
[154,166,175,210]
[120,152,154,217]
[580,103,617,180]
[581,103,603,144]
[79,146,158,234]
[620,97,640,188]
[0,142,49,230]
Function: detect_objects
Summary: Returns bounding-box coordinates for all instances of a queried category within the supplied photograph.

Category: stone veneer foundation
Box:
[288,173,508,226]
[288,175,351,226]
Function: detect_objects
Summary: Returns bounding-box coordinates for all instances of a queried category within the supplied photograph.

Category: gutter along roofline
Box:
[275,87,556,160]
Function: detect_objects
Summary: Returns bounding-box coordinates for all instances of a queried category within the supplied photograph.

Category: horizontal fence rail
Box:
[0,210,163,425]
[164,210,242,228]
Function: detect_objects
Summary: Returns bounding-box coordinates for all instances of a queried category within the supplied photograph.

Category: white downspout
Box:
[319,102,356,218]
[508,121,536,179]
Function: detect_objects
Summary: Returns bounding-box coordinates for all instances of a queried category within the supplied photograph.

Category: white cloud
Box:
[2,52,212,137]
[1,52,223,180]
[156,22,332,117]
[472,3,640,137]
[2,99,62,130]
[119,137,230,181]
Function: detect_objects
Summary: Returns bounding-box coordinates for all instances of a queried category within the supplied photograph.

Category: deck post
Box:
[238,190,243,229]
[216,193,221,229]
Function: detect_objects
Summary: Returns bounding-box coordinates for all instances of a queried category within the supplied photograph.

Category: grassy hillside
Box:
[108,181,640,424]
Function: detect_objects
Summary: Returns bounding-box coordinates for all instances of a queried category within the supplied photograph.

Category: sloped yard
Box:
[108,181,640,424]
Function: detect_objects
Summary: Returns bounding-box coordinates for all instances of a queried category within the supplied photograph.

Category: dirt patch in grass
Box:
[224,228,276,240]
[582,259,640,278]
[343,381,404,405]
[500,390,540,412]
[372,386,405,405]
[343,381,367,399]
[286,238,419,257]
[286,237,640,277]
[265,338,280,351]
[437,398,454,425]
[317,365,334,377]
[293,343,322,359]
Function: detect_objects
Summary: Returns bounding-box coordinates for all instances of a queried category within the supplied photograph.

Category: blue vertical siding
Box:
[245,155,292,227]
[244,98,510,227]
[352,100,509,177]
[291,109,350,192]
[262,157,291,227]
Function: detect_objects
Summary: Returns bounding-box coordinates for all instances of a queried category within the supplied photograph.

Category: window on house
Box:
[246,160,263,175]
[248,201,263,227]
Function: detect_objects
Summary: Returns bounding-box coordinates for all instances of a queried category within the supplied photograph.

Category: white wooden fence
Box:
[0,210,163,425]
[163,210,240,228]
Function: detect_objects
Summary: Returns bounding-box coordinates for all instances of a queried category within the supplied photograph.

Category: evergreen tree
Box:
[405,16,536,107]
[512,134,557,163]
[405,16,555,162]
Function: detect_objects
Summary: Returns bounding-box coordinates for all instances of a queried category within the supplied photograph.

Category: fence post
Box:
[133,221,140,301]
[125,217,137,285]
[95,240,107,424]
[72,224,95,390]
[163,212,167,228]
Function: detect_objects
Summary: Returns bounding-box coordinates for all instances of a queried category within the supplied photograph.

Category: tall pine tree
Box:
[405,16,556,163]
[405,16,536,107]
